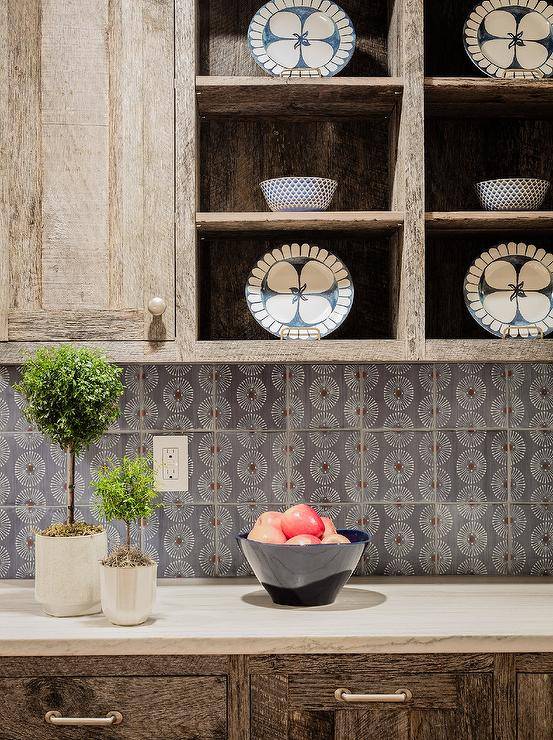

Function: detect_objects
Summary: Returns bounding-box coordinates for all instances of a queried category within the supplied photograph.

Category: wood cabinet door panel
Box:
[518,673,553,740]
[0,676,226,740]
[0,0,175,343]
[251,673,493,740]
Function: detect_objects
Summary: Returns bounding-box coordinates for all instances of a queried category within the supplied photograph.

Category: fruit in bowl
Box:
[237,504,369,607]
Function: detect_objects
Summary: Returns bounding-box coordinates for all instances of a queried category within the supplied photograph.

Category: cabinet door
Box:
[518,673,553,739]
[251,672,493,740]
[0,675,226,739]
[0,0,174,343]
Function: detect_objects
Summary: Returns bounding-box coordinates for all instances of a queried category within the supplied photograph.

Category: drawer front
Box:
[251,672,493,740]
[0,676,227,740]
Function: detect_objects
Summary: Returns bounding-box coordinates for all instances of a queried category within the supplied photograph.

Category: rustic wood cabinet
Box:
[2,0,552,363]
[0,0,175,355]
[2,652,548,740]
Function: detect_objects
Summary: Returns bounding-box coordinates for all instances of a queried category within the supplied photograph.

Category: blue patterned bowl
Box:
[260,177,338,212]
[237,529,369,607]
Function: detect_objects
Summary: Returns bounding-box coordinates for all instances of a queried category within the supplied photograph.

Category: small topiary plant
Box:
[92,456,159,567]
[14,345,124,535]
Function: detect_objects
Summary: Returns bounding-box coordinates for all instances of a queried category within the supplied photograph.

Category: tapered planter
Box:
[100,563,157,626]
[35,530,107,617]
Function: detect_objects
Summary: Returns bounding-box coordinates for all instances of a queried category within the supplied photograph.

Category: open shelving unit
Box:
[175,0,552,362]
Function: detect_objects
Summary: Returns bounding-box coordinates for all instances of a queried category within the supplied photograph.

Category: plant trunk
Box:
[66,446,75,525]
[125,521,131,550]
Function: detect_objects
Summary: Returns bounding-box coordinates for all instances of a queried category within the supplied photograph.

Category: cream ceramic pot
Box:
[35,530,107,617]
[100,563,157,626]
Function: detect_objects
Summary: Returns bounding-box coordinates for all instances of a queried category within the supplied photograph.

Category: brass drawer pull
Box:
[45,710,123,726]
[335,688,413,704]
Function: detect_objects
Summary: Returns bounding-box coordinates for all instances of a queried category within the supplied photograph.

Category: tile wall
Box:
[0,363,552,578]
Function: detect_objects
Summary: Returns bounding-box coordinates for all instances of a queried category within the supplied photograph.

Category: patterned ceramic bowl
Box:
[476,179,550,211]
[260,177,338,212]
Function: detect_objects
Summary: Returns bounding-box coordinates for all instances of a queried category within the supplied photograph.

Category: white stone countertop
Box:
[1,577,553,656]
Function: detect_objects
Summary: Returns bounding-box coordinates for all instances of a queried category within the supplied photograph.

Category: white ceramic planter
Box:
[100,563,157,626]
[35,530,107,617]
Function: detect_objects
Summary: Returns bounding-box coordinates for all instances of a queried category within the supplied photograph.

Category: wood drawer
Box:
[0,676,227,740]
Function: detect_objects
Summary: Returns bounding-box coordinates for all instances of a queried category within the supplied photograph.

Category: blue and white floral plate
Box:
[464,242,553,338]
[246,243,354,339]
[464,0,553,79]
[248,1,356,78]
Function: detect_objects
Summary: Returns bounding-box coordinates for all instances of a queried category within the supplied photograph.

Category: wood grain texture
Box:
[517,654,553,671]
[196,77,403,118]
[228,655,249,740]
[288,711,334,740]
[426,212,553,233]
[426,78,553,118]
[288,673,458,712]
[335,708,409,739]
[0,341,181,364]
[0,655,230,678]
[248,654,495,675]
[517,674,553,740]
[41,0,110,310]
[0,676,227,739]
[250,674,288,740]
[199,0,388,77]
[425,339,553,363]
[391,0,425,359]
[141,0,175,342]
[199,235,396,341]
[200,118,389,213]
[197,212,404,235]
[426,118,553,212]
[175,0,198,357]
[8,310,144,341]
[494,654,516,740]
[0,0,8,340]
[5,0,42,312]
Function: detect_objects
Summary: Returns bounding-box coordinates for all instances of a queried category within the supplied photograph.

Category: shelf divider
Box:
[425,77,553,118]
[197,211,404,235]
[196,76,403,118]
[426,211,553,233]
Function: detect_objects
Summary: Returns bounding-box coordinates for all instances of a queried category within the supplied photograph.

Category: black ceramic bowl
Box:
[236,529,369,607]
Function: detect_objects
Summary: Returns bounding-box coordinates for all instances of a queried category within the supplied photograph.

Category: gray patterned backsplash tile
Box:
[0,363,552,579]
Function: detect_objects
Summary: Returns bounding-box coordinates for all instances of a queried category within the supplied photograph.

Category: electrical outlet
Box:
[153,435,188,492]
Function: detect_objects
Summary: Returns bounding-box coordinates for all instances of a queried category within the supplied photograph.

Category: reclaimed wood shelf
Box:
[196,77,403,118]
[425,78,553,118]
[197,212,404,235]
[426,212,553,233]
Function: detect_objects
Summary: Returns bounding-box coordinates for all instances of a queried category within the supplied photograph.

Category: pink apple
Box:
[255,511,284,531]
[281,504,325,540]
[247,524,287,544]
[286,534,321,545]
[321,533,350,544]
[321,516,337,537]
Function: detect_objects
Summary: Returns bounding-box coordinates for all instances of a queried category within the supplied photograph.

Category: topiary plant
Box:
[14,346,124,532]
[92,456,159,567]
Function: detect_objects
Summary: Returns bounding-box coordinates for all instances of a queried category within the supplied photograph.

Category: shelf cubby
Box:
[198,232,400,342]
[425,117,553,212]
[426,230,553,341]
[198,0,393,77]
[424,0,485,77]
[200,117,393,213]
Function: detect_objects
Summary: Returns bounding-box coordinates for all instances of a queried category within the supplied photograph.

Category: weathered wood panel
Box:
[518,673,553,740]
[335,708,409,739]
[494,655,516,740]
[251,674,288,740]
[0,0,8,340]
[0,676,227,739]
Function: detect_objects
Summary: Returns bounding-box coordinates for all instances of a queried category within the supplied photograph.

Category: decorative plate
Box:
[248,1,356,78]
[463,1,553,79]
[464,242,553,338]
[246,243,354,340]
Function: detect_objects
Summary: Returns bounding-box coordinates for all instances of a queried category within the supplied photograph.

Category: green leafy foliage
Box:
[14,345,124,455]
[92,456,159,550]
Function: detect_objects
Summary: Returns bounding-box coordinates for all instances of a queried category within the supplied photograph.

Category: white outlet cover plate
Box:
[153,435,189,492]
